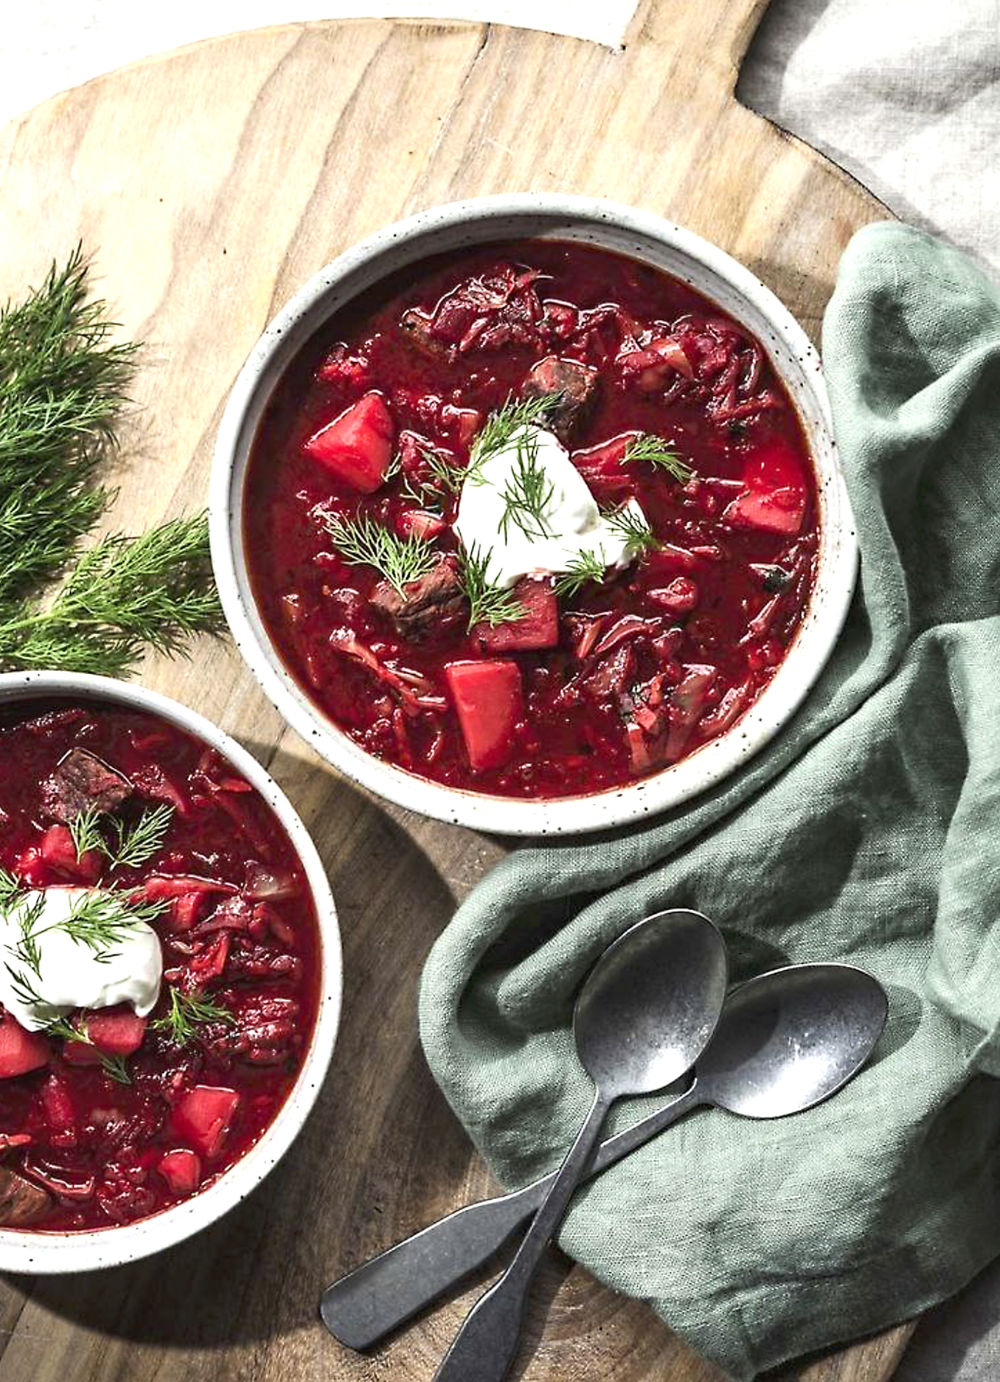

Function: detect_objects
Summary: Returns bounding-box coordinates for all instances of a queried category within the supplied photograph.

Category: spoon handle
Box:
[319,1082,701,1350]
[432,1090,612,1382]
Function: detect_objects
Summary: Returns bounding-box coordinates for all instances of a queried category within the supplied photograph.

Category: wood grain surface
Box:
[0,3,915,1379]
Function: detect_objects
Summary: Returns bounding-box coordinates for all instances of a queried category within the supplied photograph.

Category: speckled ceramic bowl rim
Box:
[212,194,857,836]
[0,671,342,1273]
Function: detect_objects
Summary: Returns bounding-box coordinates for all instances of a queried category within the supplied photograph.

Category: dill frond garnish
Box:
[106,804,174,871]
[0,249,222,676]
[554,549,607,600]
[499,432,557,541]
[469,393,564,470]
[43,891,165,964]
[456,543,525,631]
[41,1015,132,1084]
[69,806,105,861]
[399,446,469,512]
[318,509,439,595]
[602,505,660,555]
[623,433,694,484]
[69,803,174,872]
[152,986,234,1048]
[0,870,26,910]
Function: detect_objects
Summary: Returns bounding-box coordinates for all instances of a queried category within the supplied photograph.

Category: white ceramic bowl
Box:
[0,671,342,1273]
[212,194,856,836]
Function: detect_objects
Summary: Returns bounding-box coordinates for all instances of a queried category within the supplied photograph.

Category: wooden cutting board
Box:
[0,3,913,1380]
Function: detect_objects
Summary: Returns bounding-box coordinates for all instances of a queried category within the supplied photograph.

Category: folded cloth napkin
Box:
[418,222,1000,1380]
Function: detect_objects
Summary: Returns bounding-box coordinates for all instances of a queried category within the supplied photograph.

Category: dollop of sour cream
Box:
[0,887,163,1032]
[453,424,648,588]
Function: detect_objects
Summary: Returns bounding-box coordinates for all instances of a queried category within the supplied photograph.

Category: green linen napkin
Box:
[418,222,1000,1380]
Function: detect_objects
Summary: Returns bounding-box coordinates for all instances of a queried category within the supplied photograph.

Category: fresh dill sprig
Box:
[53,892,165,963]
[470,393,564,469]
[318,510,439,596]
[152,986,234,1048]
[6,891,166,977]
[0,248,133,606]
[602,504,660,555]
[107,804,174,871]
[42,1015,132,1084]
[555,549,607,600]
[0,869,26,910]
[97,1053,133,1085]
[69,806,105,860]
[399,446,468,511]
[0,514,223,678]
[69,803,174,871]
[623,433,694,484]
[0,250,222,676]
[499,433,557,541]
[456,543,525,631]
[13,896,46,978]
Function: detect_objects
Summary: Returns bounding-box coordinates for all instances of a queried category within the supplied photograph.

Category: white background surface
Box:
[10,2,1000,1377]
[3,0,634,126]
[9,0,1000,277]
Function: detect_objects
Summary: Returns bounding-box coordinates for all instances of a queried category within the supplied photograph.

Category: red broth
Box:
[245,239,818,798]
[0,701,320,1231]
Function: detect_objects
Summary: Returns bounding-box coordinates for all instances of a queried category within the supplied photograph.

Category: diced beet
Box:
[39,823,103,883]
[724,440,807,535]
[41,748,132,823]
[724,487,805,535]
[744,438,807,493]
[170,1085,241,1159]
[303,392,395,493]
[62,1039,103,1067]
[444,661,523,772]
[83,1007,147,1057]
[158,1148,202,1195]
[0,1166,51,1226]
[0,1013,49,1078]
[475,578,559,652]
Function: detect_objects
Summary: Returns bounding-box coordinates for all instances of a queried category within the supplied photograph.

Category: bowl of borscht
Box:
[0,672,341,1272]
[213,195,856,835]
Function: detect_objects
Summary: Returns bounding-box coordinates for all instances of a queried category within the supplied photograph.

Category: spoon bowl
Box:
[697,961,888,1118]
[574,909,729,1096]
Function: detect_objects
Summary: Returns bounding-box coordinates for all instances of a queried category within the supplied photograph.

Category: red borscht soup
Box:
[0,701,320,1231]
[245,240,818,798]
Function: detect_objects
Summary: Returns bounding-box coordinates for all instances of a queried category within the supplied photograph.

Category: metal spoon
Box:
[321,961,887,1352]
[428,908,728,1382]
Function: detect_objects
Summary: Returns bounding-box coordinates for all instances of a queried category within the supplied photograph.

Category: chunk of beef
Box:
[0,1166,51,1226]
[370,561,465,640]
[41,748,132,822]
[399,308,442,358]
[522,356,600,444]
